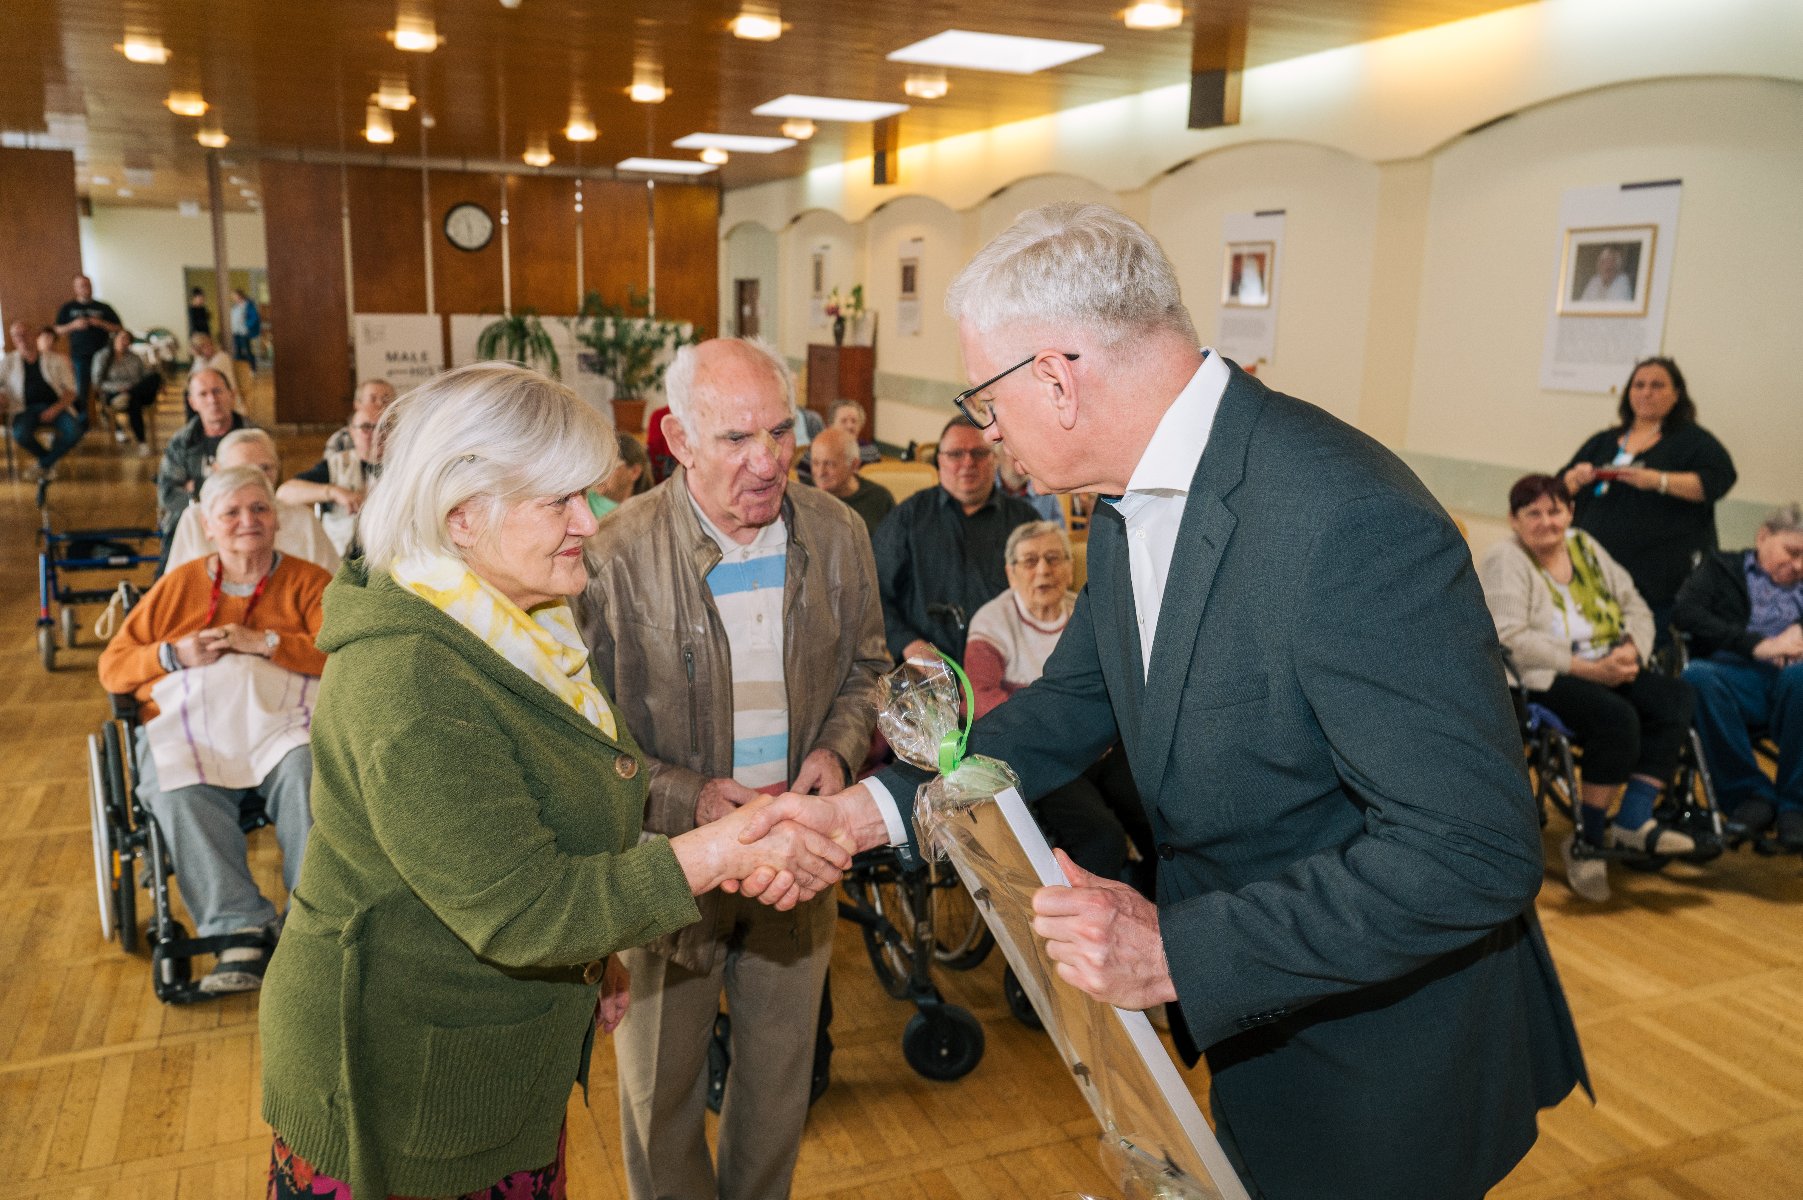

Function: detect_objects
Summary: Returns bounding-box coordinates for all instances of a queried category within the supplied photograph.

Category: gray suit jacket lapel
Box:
[1132,366,1260,804]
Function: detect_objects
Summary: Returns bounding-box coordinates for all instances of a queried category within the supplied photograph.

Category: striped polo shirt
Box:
[690,493,790,793]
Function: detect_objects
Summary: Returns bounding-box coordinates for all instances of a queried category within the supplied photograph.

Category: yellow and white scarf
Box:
[392,551,617,739]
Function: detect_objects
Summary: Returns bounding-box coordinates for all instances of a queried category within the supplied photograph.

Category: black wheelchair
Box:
[1665,631,1792,856]
[1506,649,1726,872]
[85,584,275,1003]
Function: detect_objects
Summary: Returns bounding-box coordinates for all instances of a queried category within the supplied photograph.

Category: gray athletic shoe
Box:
[1561,835,1610,903]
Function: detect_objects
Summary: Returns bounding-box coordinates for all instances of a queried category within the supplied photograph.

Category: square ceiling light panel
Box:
[616,157,718,175]
[886,30,1103,74]
[673,133,797,153]
[751,95,909,122]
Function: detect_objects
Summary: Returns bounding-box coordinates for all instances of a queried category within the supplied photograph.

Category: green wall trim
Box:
[1399,450,1774,548]
[874,371,959,411]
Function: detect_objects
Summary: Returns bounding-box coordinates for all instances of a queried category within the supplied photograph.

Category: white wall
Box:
[721,221,779,343]
[79,206,267,340]
[777,210,860,364]
[864,195,966,388]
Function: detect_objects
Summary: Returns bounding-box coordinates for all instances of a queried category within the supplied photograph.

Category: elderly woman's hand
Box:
[212,622,276,657]
[669,795,852,908]
[170,629,227,669]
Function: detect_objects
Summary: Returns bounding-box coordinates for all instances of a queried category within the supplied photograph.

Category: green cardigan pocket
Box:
[403,1001,563,1158]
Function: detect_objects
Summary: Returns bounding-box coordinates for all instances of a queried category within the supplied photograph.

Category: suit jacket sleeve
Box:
[1164,492,1545,1049]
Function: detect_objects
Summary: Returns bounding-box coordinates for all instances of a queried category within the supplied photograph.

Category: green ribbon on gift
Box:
[933,650,976,776]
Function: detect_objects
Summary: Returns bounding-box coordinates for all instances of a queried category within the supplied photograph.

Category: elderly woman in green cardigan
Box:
[259,364,851,1200]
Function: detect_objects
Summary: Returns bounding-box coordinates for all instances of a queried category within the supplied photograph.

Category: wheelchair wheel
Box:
[901,1005,984,1081]
[857,872,920,1000]
[927,863,993,970]
[1533,737,1577,825]
[87,734,119,945]
[1002,964,1043,1030]
[61,605,79,648]
[101,721,139,952]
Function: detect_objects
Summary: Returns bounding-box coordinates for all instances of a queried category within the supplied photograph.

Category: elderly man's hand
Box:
[1755,625,1803,664]
[790,748,847,796]
[1031,849,1178,1011]
[697,776,759,825]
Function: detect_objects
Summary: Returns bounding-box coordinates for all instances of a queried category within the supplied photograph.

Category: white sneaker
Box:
[1561,836,1611,902]
[112,428,129,444]
[1610,818,1695,856]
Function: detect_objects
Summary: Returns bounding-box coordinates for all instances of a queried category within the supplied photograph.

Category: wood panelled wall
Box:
[0,148,82,335]
[253,163,717,422]
[259,160,351,425]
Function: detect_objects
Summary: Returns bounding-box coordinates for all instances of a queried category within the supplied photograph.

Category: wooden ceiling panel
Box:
[2,0,1533,211]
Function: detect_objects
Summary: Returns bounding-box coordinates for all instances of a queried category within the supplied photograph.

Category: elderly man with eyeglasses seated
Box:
[872,414,1040,665]
[99,466,331,995]
[276,378,396,554]
[165,428,340,573]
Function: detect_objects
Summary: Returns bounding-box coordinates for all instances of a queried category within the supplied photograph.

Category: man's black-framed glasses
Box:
[953,351,1079,429]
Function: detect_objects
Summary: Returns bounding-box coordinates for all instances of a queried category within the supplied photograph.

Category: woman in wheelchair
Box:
[97,465,330,993]
[1480,474,1696,901]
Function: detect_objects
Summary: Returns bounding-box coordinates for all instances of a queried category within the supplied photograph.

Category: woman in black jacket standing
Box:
[1560,357,1737,639]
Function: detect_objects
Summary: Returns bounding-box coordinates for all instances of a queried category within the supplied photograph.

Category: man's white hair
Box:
[198,464,276,519]
[946,202,1198,347]
[358,363,617,573]
[664,337,794,434]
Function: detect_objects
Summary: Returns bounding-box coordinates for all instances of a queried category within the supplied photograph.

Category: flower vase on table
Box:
[832,315,846,347]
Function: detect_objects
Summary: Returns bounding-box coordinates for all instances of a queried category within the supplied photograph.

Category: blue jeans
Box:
[1682,655,1803,813]
[10,405,86,470]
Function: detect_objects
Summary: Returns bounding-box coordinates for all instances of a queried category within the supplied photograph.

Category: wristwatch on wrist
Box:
[264,629,280,654]
[1659,472,1669,495]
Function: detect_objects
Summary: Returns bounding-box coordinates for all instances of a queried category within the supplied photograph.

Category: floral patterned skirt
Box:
[267,1126,566,1199]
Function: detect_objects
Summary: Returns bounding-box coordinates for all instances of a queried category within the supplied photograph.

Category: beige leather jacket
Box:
[578,471,890,970]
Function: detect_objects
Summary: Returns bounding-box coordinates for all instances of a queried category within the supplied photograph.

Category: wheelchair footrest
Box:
[150,929,272,1005]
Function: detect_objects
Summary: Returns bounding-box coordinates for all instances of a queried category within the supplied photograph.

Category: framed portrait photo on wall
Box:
[1557,224,1655,317]
[1221,241,1274,308]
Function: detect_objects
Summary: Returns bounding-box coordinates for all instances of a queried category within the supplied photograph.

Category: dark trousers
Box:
[1529,670,1693,787]
[10,405,86,470]
[103,375,161,443]
[232,333,257,371]
[1683,655,1803,813]
[1034,745,1149,881]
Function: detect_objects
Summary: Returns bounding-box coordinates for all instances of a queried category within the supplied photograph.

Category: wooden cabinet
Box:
[805,344,874,436]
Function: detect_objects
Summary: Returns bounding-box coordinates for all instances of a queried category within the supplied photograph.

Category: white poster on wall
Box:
[810,244,831,329]
[897,237,924,337]
[353,314,444,391]
[1214,211,1283,368]
[1538,181,1682,393]
[448,313,613,425]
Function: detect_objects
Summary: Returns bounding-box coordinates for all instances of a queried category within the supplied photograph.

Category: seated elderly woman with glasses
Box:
[98,465,330,994]
[257,363,850,1200]
[965,519,1149,885]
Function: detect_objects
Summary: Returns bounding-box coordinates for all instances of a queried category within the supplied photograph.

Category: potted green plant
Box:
[572,289,702,432]
[475,310,560,377]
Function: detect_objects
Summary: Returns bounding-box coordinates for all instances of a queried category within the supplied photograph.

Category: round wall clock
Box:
[444,202,495,252]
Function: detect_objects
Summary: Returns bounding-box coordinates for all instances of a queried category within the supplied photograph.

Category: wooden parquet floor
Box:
[2,398,1801,1199]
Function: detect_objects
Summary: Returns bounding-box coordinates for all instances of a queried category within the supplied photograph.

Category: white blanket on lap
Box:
[145,654,316,791]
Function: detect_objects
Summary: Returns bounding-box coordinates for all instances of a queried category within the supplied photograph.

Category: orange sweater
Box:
[98,555,331,721]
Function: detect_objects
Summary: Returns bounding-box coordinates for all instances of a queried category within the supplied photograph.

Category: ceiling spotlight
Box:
[165,91,208,117]
[500,0,523,8]
[92,175,113,186]
[728,8,783,41]
[364,105,395,144]
[117,34,170,64]
[117,187,135,198]
[1121,1,1183,30]
[373,79,416,110]
[629,63,668,104]
[238,187,257,198]
[903,72,949,100]
[388,16,442,52]
[565,112,598,142]
[780,118,815,141]
[699,147,729,165]
[196,129,230,148]
[523,140,554,167]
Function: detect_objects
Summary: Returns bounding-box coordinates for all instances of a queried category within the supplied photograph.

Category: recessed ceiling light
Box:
[165,91,208,117]
[699,147,729,165]
[628,81,668,103]
[616,157,717,175]
[92,175,113,186]
[672,133,796,153]
[228,175,245,185]
[196,129,229,148]
[565,113,598,142]
[364,106,395,144]
[729,10,783,41]
[373,79,416,111]
[780,119,815,141]
[179,200,201,217]
[1122,1,1184,30]
[117,187,135,197]
[523,142,554,168]
[239,187,257,198]
[117,35,170,64]
[388,17,442,52]
[887,30,1103,74]
[752,95,909,123]
[903,72,949,100]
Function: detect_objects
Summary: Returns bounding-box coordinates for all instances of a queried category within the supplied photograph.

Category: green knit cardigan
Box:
[260,561,699,1198]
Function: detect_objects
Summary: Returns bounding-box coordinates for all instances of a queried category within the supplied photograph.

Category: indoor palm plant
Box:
[475,310,560,377]
[572,289,702,430]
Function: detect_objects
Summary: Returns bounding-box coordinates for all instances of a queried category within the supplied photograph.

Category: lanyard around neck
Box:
[204,554,275,628]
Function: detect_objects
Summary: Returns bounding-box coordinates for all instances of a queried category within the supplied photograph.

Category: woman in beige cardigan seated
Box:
[1478,474,1695,903]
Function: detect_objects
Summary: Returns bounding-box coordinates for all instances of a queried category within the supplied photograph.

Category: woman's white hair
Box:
[1004,519,1072,565]
[359,363,617,573]
[216,427,277,464]
[198,464,277,518]
[664,337,794,435]
[946,202,1198,348]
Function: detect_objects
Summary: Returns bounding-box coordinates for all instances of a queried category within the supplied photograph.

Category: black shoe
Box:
[1726,799,1777,841]
[1777,810,1803,853]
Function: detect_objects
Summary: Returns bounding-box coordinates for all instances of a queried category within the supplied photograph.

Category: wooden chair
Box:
[862,461,938,504]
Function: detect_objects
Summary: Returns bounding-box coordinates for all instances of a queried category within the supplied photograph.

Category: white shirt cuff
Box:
[861,777,909,848]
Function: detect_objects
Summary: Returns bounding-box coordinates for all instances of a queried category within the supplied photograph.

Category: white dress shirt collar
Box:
[1120,348,1229,501]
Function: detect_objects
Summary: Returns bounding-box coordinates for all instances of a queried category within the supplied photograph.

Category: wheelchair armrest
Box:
[109,692,141,723]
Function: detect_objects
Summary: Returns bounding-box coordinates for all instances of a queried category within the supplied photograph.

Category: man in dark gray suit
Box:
[743,203,1586,1199]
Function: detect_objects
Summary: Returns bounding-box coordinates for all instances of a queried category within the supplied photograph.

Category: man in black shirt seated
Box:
[872,415,1038,663]
[810,426,893,537]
